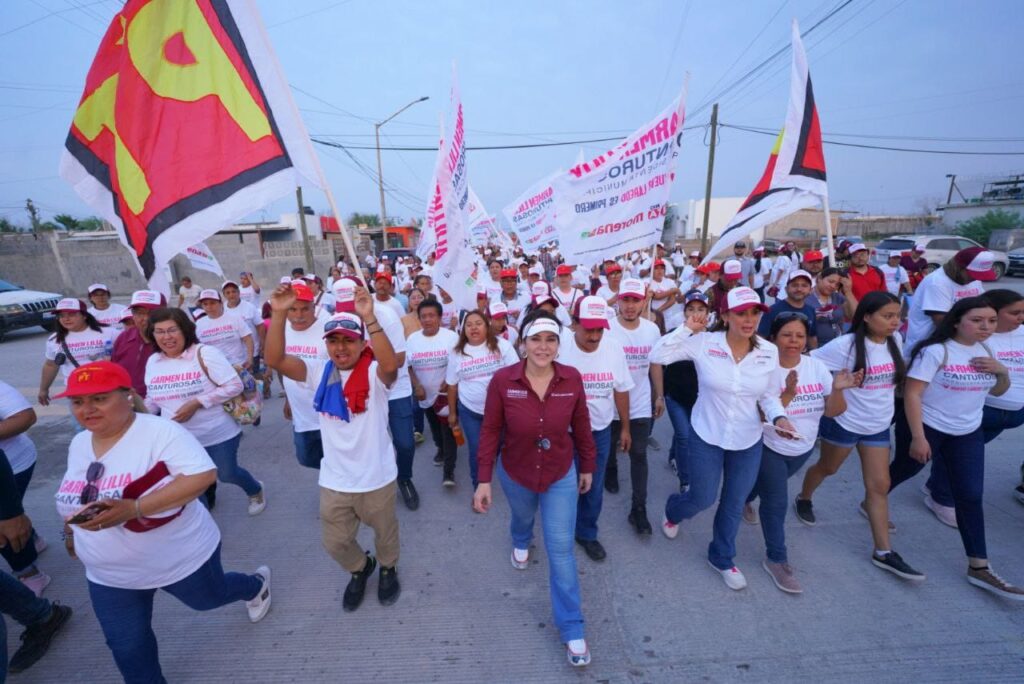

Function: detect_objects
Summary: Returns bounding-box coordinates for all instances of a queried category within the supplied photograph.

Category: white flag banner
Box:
[429,65,477,310]
[184,242,224,276]
[552,86,687,265]
[467,187,497,246]
[416,127,444,261]
[502,173,559,252]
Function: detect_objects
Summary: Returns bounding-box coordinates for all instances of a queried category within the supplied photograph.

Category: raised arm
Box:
[264,284,308,383]
[649,313,706,364]
[354,287,398,386]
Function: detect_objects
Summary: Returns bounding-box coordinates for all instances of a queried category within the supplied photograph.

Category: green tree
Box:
[78,217,104,231]
[956,209,1022,247]
[53,213,80,231]
[0,217,21,233]
[347,212,381,227]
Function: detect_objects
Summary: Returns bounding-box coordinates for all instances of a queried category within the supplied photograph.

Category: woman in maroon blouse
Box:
[473,310,597,668]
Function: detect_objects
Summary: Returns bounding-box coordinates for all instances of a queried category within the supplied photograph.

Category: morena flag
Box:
[703,18,828,262]
[60,0,323,291]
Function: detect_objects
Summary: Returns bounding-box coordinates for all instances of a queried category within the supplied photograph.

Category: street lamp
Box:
[375,96,429,250]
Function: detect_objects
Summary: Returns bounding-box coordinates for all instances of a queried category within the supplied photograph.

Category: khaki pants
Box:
[319,480,400,573]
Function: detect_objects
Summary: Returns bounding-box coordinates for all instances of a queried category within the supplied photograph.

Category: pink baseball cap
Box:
[488,301,508,318]
[55,298,86,314]
[198,289,221,302]
[619,278,646,299]
[725,287,768,313]
[574,295,610,329]
[331,277,364,313]
[129,290,166,310]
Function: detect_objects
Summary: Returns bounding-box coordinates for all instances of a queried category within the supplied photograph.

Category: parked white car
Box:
[0,279,62,341]
[869,235,1008,279]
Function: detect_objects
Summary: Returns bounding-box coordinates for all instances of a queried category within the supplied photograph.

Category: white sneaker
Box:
[248,481,267,516]
[33,535,48,555]
[511,548,529,570]
[661,515,679,539]
[246,566,272,622]
[923,494,958,528]
[566,639,591,667]
[709,560,747,590]
[19,571,51,598]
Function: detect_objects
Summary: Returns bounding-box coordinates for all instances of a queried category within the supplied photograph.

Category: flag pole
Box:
[321,186,361,274]
[822,194,836,267]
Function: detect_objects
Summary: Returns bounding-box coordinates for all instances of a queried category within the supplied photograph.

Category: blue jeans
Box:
[388,397,416,481]
[88,544,262,684]
[458,401,486,487]
[665,430,763,570]
[0,466,39,574]
[205,433,261,496]
[413,402,425,435]
[0,570,53,681]
[665,397,692,487]
[574,426,613,541]
[292,429,324,470]
[927,405,1024,507]
[497,462,584,642]
[746,446,814,563]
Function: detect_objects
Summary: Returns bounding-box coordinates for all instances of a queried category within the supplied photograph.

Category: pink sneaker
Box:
[19,571,51,598]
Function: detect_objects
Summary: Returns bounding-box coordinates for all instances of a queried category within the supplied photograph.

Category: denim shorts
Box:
[819,415,890,449]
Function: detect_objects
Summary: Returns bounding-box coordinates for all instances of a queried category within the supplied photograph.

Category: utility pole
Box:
[295,187,314,274]
[945,174,958,205]
[374,96,430,252]
[699,103,719,255]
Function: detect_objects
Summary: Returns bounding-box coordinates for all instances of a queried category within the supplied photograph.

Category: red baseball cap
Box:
[605,264,622,274]
[53,361,132,399]
[705,261,722,272]
[555,264,574,276]
[653,259,666,268]
[290,280,315,302]
[499,268,518,279]
[953,247,998,282]
[804,250,824,262]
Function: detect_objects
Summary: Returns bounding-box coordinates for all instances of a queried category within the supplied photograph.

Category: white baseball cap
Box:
[55,298,86,313]
[913,243,927,252]
[574,295,610,329]
[129,290,165,309]
[725,287,768,313]
[529,263,545,276]
[722,260,743,281]
[531,281,551,298]
[522,317,560,337]
[848,242,868,254]
[198,289,221,302]
[619,278,646,299]
[689,250,701,258]
[87,283,109,294]
[488,301,508,318]
[787,269,814,284]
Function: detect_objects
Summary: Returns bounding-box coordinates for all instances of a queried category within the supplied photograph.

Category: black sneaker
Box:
[872,551,926,581]
[604,476,619,494]
[794,497,815,526]
[8,603,72,673]
[342,553,377,612]
[442,470,456,488]
[1014,484,1024,505]
[398,479,420,511]
[575,537,607,562]
[378,565,401,606]
[432,451,444,467]
[628,506,653,535]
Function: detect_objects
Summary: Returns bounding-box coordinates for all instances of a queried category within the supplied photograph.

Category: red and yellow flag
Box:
[60,0,323,288]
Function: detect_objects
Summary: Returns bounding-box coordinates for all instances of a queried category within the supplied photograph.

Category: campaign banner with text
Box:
[184,242,224,276]
[502,173,559,251]
[552,87,687,265]
[467,187,498,246]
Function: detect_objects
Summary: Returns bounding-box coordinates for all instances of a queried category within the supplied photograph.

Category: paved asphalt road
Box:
[2,282,1023,682]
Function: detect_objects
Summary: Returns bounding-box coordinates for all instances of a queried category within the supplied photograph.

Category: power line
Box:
[267,0,356,29]
[720,123,1024,155]
[0,0,108,38]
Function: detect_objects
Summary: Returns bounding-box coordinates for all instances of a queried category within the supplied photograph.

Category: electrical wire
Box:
[0,0,109,38]
[720,123,1024,155]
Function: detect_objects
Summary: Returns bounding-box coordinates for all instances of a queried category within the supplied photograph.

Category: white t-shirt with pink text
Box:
[55,414,220,589]
[283,313,331,432]
[45,327,116,381]
[194,312,252,365]
[407,329,458,408]
[557,336,634,431]
[445,338,519,415]
[985,327,1024,411]
[812,333,903,435]
[609,317,661,420]
[910,340,997,435]
[762,355,833,456]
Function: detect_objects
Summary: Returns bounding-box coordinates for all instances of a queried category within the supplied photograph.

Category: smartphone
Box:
[66,501,111,525]
[762,422,803,440]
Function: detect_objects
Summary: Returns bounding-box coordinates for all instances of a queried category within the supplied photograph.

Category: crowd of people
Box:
[2,236,1023,680]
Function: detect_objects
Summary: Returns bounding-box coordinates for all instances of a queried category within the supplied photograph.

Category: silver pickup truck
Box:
[0,278,61,341]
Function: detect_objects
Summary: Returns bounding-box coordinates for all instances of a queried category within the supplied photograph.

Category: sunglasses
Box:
[81,461,105,505]
[775,311,809,323]
[324,318,363,334]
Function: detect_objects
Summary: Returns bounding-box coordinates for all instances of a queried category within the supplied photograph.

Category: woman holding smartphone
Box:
[55,361,271,683]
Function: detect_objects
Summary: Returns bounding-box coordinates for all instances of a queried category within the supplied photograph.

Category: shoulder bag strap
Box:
[60,339,80,368]
[194,345,223,388]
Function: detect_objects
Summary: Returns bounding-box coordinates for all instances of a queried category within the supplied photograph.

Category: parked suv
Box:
[0,279,61,341]
[869,235,1008,279]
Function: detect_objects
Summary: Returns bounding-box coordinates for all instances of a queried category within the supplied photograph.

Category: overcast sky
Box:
[1,0,1022,229]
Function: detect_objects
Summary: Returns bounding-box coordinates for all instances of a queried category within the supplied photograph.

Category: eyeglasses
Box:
[324,318,362,334]
[775,312,809,323]
[80,461,105,505]
[152,327,181,337]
